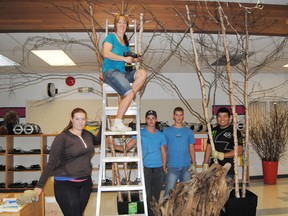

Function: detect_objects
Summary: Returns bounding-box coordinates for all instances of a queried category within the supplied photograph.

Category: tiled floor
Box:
[94,178,288,215]
[249,178,288,216]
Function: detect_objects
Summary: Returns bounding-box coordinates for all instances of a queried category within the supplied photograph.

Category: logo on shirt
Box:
[223,132,232,139]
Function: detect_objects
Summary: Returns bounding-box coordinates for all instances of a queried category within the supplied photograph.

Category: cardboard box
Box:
[44,196,63,216]
[43,177,55,196]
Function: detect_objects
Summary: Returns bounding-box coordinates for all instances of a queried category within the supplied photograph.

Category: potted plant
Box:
[249,102,288,184]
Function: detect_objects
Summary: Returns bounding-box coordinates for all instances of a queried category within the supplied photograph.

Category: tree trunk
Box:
[150,163,233,216]
[217,6,240,198]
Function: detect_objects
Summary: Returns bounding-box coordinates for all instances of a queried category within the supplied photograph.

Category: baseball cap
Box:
[145,110,157,118]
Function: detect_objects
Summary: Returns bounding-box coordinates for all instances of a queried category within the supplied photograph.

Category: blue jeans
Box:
[103,69,137,96]
[163,166,191,198]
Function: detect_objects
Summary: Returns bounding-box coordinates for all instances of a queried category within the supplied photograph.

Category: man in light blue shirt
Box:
[163,107,196,198]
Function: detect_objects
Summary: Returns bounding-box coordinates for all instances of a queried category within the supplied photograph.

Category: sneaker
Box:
[130,100,137,106]
[111,121,132,132]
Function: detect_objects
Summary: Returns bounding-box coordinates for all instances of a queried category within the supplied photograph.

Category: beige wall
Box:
[26,99,208,134]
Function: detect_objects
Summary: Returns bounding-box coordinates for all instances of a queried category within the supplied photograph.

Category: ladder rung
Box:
[105,131,138,136]
[102,156,141,163]
[104,86,117,94]
[99,185,144,192]
[104,83,133,94]
[107,24,136,28]
[117,214,146,216]
[105,106,137,116]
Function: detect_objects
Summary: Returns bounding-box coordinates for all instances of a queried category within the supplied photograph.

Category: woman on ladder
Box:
[102,14,147,131]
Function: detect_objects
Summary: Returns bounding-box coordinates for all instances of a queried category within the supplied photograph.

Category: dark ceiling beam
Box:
[0,0,287,36]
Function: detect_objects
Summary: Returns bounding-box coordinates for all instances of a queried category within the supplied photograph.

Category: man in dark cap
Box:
[114,110,167,215]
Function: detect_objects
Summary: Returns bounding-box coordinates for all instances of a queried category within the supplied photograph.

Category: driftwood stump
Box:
[151,163,233,216]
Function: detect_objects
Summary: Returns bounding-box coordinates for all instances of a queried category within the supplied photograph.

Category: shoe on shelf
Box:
[111,121,132,132]
[9,182,28,188]
[29,149,41,154]
[29,164,41,170]
[0,146,5,153]
[13,165,27,171]
[0,164,5,171]
[9,148,28,154]
[27,180,38,188]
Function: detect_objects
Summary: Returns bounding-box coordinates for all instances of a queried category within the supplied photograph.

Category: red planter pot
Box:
[262,160,278,184]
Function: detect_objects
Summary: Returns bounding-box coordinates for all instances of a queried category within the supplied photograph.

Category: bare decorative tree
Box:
[250,102,288,162]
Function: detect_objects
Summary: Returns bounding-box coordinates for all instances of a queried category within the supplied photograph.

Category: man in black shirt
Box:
[203,107,243,177]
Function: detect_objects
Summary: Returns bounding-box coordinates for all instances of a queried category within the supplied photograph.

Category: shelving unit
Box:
[0,135,6,189]
[0,134,56,191]
[194,132,208,170]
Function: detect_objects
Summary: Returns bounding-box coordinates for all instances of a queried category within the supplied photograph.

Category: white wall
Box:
[0,71,288,177]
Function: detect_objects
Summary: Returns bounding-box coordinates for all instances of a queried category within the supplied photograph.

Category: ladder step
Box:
[105,106,137,116]
[104,85,117,94]
[104,84,135,94]
[105,131,138,136]
[99,185,144,192]
[116,214,146,216]
[102,156,141,163]
[107,24,136,29]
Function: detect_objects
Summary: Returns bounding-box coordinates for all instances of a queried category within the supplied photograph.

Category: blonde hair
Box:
[114,14,129,46]
[114,14,129,30]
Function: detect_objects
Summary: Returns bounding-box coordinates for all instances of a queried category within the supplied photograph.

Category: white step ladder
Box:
[95,15,148,215]
[95,83,148,215]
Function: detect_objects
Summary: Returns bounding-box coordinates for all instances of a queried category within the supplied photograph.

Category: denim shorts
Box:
[103,69,137,96]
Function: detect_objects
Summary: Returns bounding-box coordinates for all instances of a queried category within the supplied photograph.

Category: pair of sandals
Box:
[10,148,41,154]
[102,178,112,186]
[8,180,38,188]
[13,164,41,171]
[0,146,5,153]
[9,182,28,188]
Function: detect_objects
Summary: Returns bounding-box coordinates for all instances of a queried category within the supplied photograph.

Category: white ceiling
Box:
[0,32,99,74]
[0,31,287,75]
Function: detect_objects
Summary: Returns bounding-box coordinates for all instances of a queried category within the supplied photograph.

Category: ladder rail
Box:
[96,15,147,216]
[95,82,107,215]
[96,84,148,216]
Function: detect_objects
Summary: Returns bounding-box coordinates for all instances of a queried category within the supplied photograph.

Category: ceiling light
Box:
[32,50,76,66]
[283,64,288,68]
[0,54,20,66]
